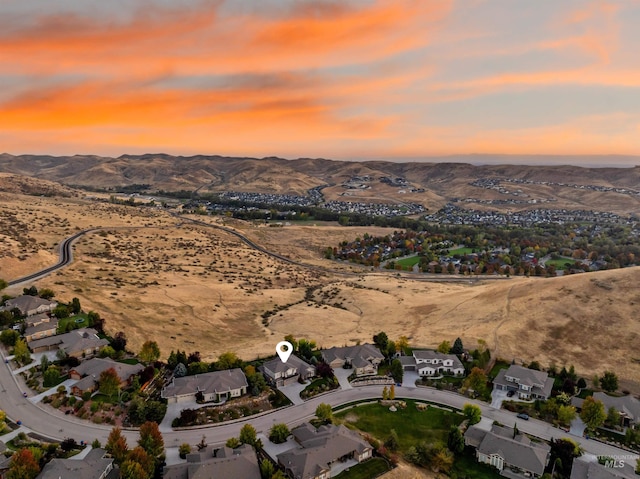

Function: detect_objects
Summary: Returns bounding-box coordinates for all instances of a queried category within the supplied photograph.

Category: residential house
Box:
[401,350,465,377]
[1,296,57,317]
[261,354,316,387]
[493,364,554,400]
[36,448,118,479]
[161,368,248,404]
[27,328,108,359]
[69,357,144,396]
[572,393,640,429]
[0,453,10,479]
[321,344,384,377]
[465,424,551,478]
[163,444,260,479]
[24,318,59,342]
[25,313,50,328]
[277,423,373,479]
[570,455,638,479]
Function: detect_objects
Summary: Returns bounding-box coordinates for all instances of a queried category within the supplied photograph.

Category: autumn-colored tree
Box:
[580,396,606,431]
[557,405,577,426]
[463,404,482,425]
[13,339,31,366]
[315,403,333,423]
[138,341,160,364]
[138,421,164,458]
[106,427,129,464]
[382,386,388,400]
[395,336,409,354]
[239,424,258,447]
[120,460,149,479]
[99,367,120,399]
[463,367,488,397]
[437,341,451,354]
[389,384,396,400]
[127,446,154,478]
[7,448,40,479]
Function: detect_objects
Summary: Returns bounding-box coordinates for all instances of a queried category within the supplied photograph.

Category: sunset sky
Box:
[2,0,640,163]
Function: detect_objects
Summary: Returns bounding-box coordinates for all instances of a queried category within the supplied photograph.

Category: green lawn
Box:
[450,449,502,479]
[336,400,463,452]
[334,457,391,479]
[544,257,577,270]
[488,360,511,380]
[57,313,90,333]
[117,358,140,365]
[395,256,421,268]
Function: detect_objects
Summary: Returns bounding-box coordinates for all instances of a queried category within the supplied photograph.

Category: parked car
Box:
[507,390,515,397]
[516,413,529,420]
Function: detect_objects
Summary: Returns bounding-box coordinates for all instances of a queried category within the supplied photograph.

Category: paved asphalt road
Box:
[1,352,636,462]
[7,228,97,287]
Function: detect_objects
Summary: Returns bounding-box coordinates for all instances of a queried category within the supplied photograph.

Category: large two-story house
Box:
[321,344,384,377]
[401,350,465,377]
[493,364,554,400]
[260,354,316,387]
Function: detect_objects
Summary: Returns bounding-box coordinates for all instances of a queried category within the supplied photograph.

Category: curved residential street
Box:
[1,350,637,463]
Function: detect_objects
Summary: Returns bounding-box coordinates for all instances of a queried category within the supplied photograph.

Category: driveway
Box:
[278,381,308,406]
[402,371,419,389]
[333,368,352,390]
[569,417,587,437]
[491,388,509,409]
[160,399,211,433]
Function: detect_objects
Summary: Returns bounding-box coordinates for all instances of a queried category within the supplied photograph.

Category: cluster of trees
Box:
[3,431,86,479]
[105,422,164,479]
[328,221,640,274]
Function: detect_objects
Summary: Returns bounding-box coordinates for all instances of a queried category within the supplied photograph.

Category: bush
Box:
[179,443,191,459]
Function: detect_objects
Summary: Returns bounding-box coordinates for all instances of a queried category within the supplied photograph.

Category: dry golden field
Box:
[1,184,639,391]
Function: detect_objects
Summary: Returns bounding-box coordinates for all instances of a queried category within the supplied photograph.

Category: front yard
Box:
[172,389,291,427]
[336,400,463,452]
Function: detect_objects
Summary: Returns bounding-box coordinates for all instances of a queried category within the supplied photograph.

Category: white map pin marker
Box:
[276,341,293,363]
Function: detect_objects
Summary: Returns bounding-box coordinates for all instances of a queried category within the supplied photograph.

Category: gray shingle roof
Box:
[27,328,108,355]
[493,365,553,398]
[277,423,372,479]
[161,368,248,399]
[592,392,640,423]
[36,448,117,479]
[71,357,144,383]
[261,355,315,378]
[570,455,639,479]
[465,424,550,476]
[163,444,260,479]
[321,344,384,366]
[2,296,57,316]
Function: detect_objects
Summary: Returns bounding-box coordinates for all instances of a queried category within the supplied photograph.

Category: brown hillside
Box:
[3,154,640,213]
[2,191,638,390]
